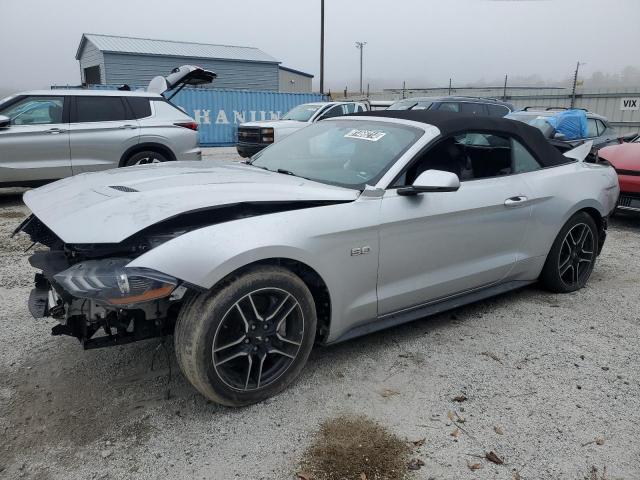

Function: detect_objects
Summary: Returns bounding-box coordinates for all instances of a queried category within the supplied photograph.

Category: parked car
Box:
[598,138,640,213]
[369,100,394,110]
[236,101,369,157]
[506,108,618,149]
[0,65,215,188]
[18,110,618,406]
[387,96,515,117]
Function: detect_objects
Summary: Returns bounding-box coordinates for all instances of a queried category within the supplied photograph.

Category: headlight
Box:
[54,258,178,306]
[261,127,274,143]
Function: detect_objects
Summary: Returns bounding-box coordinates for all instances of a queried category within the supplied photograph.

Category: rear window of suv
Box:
[486,104,510,117]
[76,96,127,122]
[126,97,152,119]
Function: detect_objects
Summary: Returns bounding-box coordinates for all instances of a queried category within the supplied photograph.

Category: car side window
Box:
[586,118,598,138]
[596,120,608,136]
[393,131,514,187]
[460,102,488,116]
[0,96,64,125]
[344,103,358,114]
[75,96,128,123]
[486,104,509,117]
[126,97,152,119]
[437,102,460,112]
[511,138,541,173]
[318,104,345,120]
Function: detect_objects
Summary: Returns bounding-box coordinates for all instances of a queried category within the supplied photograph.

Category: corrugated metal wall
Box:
[279,69,313,93]
[170,88,326,145]
[84,86,327,145]
[102,53,279,91]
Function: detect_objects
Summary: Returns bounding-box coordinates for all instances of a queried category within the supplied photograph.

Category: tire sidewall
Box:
[123,150,168,167]
[188,267,316,406]
[542,212,598,293]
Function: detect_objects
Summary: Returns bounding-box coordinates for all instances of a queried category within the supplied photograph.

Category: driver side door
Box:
[0,95,71,185]
[376,131,533,316]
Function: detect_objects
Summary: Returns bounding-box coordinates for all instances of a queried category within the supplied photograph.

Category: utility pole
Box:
[503,74,508,100]
[355,41,367,95]
[448,78,452,95]
[570,61,585,108]
[320,0,325,94]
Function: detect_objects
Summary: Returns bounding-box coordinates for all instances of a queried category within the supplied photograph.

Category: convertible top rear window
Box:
[251,120,422,189]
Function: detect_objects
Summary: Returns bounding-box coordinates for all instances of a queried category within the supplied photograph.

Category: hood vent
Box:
[109,185,139,193]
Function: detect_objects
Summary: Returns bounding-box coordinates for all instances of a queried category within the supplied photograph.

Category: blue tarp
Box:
[544,109,588,140]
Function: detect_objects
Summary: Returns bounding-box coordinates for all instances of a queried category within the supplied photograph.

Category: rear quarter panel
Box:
[138,101,198,159]
[518,161,618,273]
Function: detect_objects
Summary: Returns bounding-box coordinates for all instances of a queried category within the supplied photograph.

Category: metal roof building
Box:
[76,33,312,92]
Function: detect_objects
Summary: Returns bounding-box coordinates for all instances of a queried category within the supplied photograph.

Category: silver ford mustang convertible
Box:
[17,110,619,406]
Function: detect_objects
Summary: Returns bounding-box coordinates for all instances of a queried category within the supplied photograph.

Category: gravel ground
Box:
[1,154,639,479]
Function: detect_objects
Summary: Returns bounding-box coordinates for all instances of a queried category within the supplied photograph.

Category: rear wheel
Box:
[123,150,169,166]
[539,212,598,293]
[174,266,317,406]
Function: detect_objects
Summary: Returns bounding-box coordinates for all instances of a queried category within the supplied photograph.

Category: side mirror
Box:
[554,132,566,140]
[0,115,10,128]
[397,169,460,196]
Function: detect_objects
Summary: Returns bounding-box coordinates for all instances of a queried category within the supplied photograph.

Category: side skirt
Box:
[328,280,534,344]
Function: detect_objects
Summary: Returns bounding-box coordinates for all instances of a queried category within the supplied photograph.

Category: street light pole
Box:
[355,41,366,95]
[320,0,325,94]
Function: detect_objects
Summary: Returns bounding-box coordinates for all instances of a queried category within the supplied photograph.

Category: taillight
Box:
[175,121,198,131]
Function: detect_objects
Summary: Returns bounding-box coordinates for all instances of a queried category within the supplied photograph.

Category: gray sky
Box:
[1,0,638,94]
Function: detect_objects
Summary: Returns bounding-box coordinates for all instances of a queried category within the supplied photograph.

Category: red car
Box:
[599,139,640,213]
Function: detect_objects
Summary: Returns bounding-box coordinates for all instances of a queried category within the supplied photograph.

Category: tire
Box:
[123,150,169,167]
[174,266,317,406]
[539,211,598,293]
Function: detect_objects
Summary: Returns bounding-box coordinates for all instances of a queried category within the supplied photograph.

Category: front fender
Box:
[127,200,382,341]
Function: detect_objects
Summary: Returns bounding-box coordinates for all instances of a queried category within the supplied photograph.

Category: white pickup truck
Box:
[236,100,369,157]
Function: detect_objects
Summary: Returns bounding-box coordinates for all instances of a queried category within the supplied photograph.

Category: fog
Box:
[0,0,638,95]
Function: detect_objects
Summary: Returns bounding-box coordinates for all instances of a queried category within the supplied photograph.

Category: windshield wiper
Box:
[276,168,296,176]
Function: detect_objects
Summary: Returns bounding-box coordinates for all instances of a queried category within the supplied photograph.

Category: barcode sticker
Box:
[344,129,386,141]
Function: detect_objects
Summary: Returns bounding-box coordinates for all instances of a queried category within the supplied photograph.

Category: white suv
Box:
[0,65,215,187]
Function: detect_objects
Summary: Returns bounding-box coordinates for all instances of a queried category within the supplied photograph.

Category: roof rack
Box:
[455,95,501,102]
[522,106,589,112]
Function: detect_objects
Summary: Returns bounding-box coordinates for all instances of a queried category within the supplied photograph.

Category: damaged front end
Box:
[16,215,194,350]
[16,199,344,349]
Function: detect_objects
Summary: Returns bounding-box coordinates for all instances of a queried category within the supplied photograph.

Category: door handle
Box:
[504,196,528,206]
[46,128,66,134]
[119,124,138,129]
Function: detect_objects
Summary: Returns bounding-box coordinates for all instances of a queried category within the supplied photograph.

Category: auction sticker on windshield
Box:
[344,129,387,141]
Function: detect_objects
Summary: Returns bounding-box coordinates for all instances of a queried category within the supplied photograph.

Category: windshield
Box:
[506,112,555,138]
[281,104,324,122]
[250,120,422,189]
[0,94,18,111]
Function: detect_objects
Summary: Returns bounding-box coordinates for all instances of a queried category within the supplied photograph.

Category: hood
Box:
[240,120,307,129]
[599,143,640,171]
[23,161,359,244]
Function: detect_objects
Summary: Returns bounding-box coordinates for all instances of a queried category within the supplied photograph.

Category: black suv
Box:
[388,96,514,117]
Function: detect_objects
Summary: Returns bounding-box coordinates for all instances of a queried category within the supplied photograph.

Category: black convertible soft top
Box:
[351,110,570,167]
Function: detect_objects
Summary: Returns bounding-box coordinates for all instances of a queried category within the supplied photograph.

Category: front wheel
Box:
[123,150,169,166]
[539,212,598,293]
[174,266,317,406]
